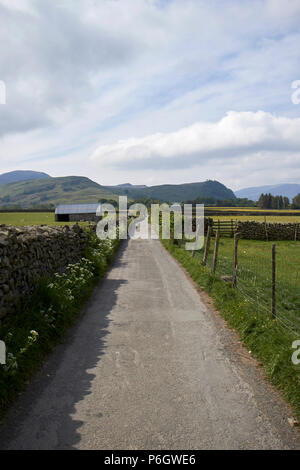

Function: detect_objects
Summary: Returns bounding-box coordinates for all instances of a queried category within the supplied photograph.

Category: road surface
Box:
[0,237,299,449]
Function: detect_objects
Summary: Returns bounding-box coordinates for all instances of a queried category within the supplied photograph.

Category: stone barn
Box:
[55,203,101,222]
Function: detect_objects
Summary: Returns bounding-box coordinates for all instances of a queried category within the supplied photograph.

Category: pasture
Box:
[210,214,300,223]
[0,212,87,226]
[193,236,300,334]
[205,206,300,223]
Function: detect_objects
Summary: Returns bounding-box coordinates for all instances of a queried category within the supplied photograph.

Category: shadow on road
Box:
[0,242,128,450]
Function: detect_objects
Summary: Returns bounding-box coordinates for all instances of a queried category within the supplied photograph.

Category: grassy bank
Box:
[0,231,120,415]
[162,239,300,421]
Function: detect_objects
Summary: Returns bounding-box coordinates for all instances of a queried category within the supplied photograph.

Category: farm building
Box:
[55,203,101,222]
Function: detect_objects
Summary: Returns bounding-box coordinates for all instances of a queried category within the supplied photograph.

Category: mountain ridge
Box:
[235,183,300,201]
[0,170,50,185]
[0,172,236,208]
[104,179,235,202]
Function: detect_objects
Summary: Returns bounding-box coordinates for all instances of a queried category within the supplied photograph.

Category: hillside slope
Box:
[0,170,50,185]
[0,176,118,208]
[105,180,235,202]
[235,184,300,201]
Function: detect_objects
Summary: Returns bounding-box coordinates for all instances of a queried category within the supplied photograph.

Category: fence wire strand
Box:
[194,235,300,337]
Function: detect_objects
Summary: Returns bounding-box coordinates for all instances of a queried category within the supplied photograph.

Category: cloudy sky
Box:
[0,0,299,190]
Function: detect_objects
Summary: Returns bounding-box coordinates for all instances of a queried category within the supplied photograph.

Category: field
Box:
[205,206,300,223]
[0,212,88,227]
[206,206,300,213]
[210,215,300,223]
[194,237,300,333]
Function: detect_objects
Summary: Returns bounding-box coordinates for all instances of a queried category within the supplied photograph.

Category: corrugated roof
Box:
[55,204,100,215]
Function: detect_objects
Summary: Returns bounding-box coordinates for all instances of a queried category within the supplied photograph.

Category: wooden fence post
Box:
[212,230,220,274]
[202,225,211,266]
[272,244,276,318]
[232,233,239,288]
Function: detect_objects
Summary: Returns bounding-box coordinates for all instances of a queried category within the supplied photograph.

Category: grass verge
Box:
[0,231,120,416]
[162,239,300,421]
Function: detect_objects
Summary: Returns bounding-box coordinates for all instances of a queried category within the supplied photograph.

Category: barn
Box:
[55,203,101,222]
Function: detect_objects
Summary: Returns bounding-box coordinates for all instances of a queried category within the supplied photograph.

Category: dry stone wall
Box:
[0,225,88,318]
[236,221,300,241]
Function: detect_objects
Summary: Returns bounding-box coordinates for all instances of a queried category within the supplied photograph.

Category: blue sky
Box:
[0,0,300,190]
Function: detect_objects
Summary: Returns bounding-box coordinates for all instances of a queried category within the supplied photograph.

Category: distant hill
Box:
[113,183,148,189]
[235,184,300,201]
[0,174,235,208]
[0,170,50,185]
[105,180,235,202]
[0,176,118,208]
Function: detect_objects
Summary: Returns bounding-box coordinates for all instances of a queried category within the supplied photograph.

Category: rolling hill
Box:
[0,173,236,208]
[235,184,300,201]
[0,170,50,185]
[105,180,235,202]
[0,176,118,208]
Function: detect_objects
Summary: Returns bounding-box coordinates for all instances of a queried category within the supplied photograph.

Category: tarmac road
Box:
[0,237,299,449]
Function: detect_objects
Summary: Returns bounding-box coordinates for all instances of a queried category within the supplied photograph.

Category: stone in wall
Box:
[236,221,300,241]
[0,224,88,319]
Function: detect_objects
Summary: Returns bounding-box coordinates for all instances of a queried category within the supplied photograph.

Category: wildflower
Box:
[30,330,39,338]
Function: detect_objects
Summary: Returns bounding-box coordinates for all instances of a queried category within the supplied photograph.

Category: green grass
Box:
[0,231,120,416]
[198,237,300,331]
[3,211,300,227]
[206,206,300,213]
[211,215,300,223]
[0,212,58,226]
[162,238,300,420]
[0,211,91,227]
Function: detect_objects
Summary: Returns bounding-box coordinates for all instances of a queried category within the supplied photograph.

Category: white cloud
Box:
[90,111,300,168]
[0,0,300,190]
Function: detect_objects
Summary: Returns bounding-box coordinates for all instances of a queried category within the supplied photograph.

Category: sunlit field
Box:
[0,212,88,226]
[204,207,300,223]
[210,215,300,223]
[206,207,300,213]
[188,237,300,334]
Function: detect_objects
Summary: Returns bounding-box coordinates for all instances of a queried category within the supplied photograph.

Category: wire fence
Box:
[191,233,300,337]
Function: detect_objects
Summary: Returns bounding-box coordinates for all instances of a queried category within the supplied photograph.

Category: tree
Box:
[292,193,300,209]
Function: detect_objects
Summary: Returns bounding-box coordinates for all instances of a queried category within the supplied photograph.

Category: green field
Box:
[210,214,300,223]
[206,206,300,213]
[0,212,88,227]
[195,237,300,332]
[205,206,300,223]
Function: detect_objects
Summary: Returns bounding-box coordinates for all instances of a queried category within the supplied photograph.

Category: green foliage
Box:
[292,193,300,209]
[258,193,290,209]
[0,232,120,415]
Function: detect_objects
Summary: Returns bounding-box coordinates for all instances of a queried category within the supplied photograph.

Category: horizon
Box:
[2,168,300,193]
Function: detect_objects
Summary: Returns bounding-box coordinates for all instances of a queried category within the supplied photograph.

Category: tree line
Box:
[258,193,300,209]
